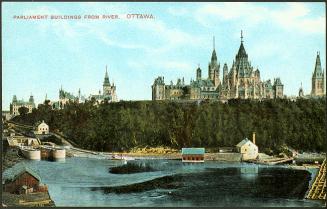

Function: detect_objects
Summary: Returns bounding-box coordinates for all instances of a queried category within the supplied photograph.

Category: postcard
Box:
[1,1,326,207]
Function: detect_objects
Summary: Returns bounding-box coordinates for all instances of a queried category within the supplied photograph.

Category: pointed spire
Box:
[45,93,48,101]
[103,65,110,86]
[313,52,323,78]
[236,30,248,59]
[211,37,217,63]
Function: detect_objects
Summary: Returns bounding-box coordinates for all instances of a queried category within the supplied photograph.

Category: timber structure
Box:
[306,158,326,200]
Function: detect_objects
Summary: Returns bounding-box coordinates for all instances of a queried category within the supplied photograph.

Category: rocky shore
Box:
[2,147,56,207]
[2,147,24,173]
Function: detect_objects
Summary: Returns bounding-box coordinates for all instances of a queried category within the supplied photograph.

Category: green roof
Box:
[182,148,205,155]
[236,138,251,147]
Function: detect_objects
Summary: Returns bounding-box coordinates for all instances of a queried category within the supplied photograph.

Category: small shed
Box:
[35,120,49,135]
[236,138,258,161]
[3,166,47,194]
[182,148,205,162]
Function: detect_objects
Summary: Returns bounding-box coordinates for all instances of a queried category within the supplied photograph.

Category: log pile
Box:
[306,158,326,200]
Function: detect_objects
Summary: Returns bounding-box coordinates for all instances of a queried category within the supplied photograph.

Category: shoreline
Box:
[3,150,324,207]
[2,147,56,207]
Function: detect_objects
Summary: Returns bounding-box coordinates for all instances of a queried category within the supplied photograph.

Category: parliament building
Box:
[152,32,284,102]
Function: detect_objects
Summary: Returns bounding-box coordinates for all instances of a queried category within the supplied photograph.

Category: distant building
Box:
[35,120,49,135]
[298,82,305,98]
[273,78,284,98]
[3,166,48,194]
[236,133,258,161]
[10,95,36,116]
[311,52,325,97]
[89,65,118,104]
[2,111,12,121]
[152,31,284,102]
[181,148,205,162]
[58,87,79,109]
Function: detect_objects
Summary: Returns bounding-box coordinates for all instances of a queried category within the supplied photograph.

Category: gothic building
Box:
[298,82,304,98]
[10,94,35,116]
[89,66,117,104]
[58,86,80,108]
[152,31,284,101]
[311,52,325,97]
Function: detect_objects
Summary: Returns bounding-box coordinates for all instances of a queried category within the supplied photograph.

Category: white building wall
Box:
[240,141,258,160]
[37,122,49,134]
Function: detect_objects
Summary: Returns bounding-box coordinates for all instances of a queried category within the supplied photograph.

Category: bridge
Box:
[306,158,326,200]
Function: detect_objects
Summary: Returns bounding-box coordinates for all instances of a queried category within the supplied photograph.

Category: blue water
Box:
[2,157,324,207]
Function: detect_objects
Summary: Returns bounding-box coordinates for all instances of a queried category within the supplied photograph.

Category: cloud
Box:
[270,3,325,34]
[167,7,189,17]
[195,2,325,34]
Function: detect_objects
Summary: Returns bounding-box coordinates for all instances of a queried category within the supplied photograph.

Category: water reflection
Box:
[240,165,259,180]
[3,158,323,207]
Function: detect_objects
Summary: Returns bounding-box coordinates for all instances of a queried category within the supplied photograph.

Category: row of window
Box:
[182,157,204,161]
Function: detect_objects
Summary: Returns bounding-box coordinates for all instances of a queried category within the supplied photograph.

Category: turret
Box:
[29,94,34,103]
[223,63,228,85]
[12,95,17,103]
[299,82,304,97]
[311,52,325,96]
[196,65,202,81]
[152,76,166,100]
[103,65,112,96]
[103,65,110,86]
[273,77,284,98]
[208,36,220,86]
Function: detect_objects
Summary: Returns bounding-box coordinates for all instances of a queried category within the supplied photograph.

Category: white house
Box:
[236,134,258,161]
[36,121,49,135]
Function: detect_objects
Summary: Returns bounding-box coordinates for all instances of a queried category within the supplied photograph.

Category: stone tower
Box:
[208,36,220,87]
[103,65,111,96]
[222,63,229,87]
[299,82,304,97]
[152,76,165,100]
[196,65,202,81]
[29,94,34,103]
[12,95,17,103]
[273,78,284,98]
[311,52,325,96]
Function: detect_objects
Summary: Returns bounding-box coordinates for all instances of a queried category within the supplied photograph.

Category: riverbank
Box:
[2,147,56,207]
[2,192,55,207]
[2,147,24,173]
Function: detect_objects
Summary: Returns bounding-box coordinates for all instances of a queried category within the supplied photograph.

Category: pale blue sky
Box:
[2,2,326,110]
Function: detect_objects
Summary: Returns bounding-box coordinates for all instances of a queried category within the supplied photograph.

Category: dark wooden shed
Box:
[3,167,47,194]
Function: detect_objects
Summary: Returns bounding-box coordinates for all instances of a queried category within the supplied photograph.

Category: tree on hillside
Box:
[18,106,29,116]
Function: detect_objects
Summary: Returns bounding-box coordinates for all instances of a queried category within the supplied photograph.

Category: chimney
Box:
[252,132,256,145]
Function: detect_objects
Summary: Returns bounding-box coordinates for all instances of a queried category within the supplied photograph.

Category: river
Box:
[2,157,324,207]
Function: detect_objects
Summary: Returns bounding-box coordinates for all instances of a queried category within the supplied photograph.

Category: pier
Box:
[245,157,294,165]
[306,158,326,200]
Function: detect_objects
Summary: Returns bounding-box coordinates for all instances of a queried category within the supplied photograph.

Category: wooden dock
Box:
[306,158,326,200]
[245,157,294,165]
